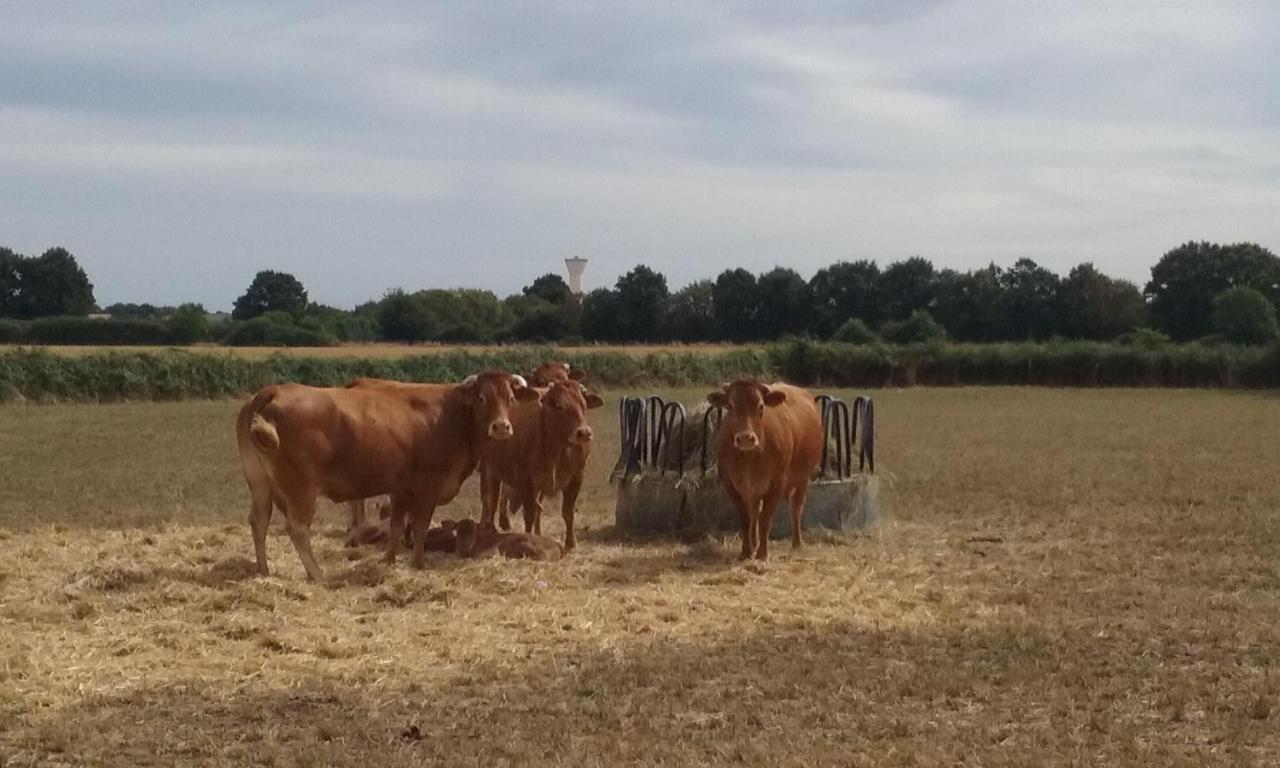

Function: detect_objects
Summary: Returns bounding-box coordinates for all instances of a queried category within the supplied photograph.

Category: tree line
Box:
[2,241,1278,346]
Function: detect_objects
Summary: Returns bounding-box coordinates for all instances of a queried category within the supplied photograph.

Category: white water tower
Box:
[564,256,588,296]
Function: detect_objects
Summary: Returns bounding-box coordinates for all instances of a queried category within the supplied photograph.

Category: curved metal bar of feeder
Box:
[815,395,834,478]
[646,395,667,466]
[851,396,868,475]
[613,397,648,480]
[861,398,875,473]
[828,399,851,480]
[700,405,723,476]
[651,402,671,472]
[657,401,688,476]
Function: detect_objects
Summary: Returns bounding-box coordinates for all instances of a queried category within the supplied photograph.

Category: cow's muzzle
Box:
[733,432,759,451]
[489,420,514,439]
[573,425,594,444]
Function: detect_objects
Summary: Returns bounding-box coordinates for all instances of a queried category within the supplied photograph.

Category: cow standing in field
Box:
[525,361,578,388]
[479,379,604,552]
[237,371,536,579]
[496,362,586,530]
[707,379,823,560]
[454,519,564,561]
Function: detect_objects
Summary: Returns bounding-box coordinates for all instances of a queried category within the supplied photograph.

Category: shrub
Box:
[23,317,175,345]
[167,303,209,345]
[224,317,336,347]
[880,310,946,344]
[1210,286,1279,345]
[831,318,879,344]
[1117,327,1171,348]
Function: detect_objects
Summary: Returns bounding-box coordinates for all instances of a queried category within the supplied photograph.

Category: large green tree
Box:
[754,267,812,339]
[808,260,881,336]
[233,270,308,320]
[932,266,1006,341]
[662,280,715,342]
[711,268,758,342]
[1000,258,1061,340]
[1,247,96,318]
[0,247,21,317]
[523,273,574,306]
[880,257,936,321]
[580,288,622,342]
[1057,263,1147,340]
[612,265,669,342]
[376,289,437,342]
[1211,286,1278,344]
[1145,242,1280,340]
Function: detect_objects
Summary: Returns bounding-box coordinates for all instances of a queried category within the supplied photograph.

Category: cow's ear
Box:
[584,392,605,409]
[763,389,787,407]
[568,367,586,381]
[707,391,729,408]
[515,386,541,403]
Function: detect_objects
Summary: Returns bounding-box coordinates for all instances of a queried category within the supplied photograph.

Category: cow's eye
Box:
[478,394,488,404]
[757,405,764,417]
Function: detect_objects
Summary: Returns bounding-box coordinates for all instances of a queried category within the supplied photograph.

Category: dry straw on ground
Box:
[1,388,1279,766]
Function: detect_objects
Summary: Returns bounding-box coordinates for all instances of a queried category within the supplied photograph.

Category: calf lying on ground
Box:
[453,519,563,561]
[344,510,459,553]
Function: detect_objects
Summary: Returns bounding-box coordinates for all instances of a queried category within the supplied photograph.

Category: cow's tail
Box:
[249,414,280,453]
[238,386,282,457]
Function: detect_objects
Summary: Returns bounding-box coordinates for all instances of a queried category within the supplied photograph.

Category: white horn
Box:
[563,362,571,371]
[462,374,478,386]
[512,374,528,388]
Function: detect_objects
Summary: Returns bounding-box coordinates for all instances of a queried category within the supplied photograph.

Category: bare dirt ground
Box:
[1,388,1278,766]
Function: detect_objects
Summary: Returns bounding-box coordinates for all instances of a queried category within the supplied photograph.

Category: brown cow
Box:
[479,380,604,551]
[707,380,823,561]
[454,518,564,561]
[496,363,586,530]
[338,374,532,533]
[524,361,584,388]
[237,371,536,579]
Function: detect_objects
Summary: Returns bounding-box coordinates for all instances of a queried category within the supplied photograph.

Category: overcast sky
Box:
[3,2,1278,310]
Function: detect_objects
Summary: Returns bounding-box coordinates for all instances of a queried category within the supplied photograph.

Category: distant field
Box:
[0,343,740,359]
[2,388,1278,765]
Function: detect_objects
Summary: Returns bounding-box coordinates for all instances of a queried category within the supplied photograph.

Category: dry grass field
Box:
[0,343,738,359]
[2,388,1279,766]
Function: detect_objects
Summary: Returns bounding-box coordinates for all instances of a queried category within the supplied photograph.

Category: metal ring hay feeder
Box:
[612,392,880,539]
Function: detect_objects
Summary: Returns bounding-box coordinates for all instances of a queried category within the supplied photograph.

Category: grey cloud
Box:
[0,1,1277,308]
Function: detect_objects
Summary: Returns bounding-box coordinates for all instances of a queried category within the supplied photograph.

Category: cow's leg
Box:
[561,476,583,552]
[755,488,784,561]
[787,482,809,550]
[497,485,514,531]
[522,490,542,536]
[248,486,273,577]
[282,496,323,581]
[725,485,754,560]
[409,500,439,570]
[383,492,410,565]
[347,498,367,532]
[479,468,500,530]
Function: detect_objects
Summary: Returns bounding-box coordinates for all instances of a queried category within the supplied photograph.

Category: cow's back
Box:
[251,383,456,501]
[762,383,822,482]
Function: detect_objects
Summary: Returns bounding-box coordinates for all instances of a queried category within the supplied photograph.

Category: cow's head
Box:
[530,380,604,446]
[454,517,493,557]
[526,361,587,388]
[461,371,539,440]
[706,379,786,452]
